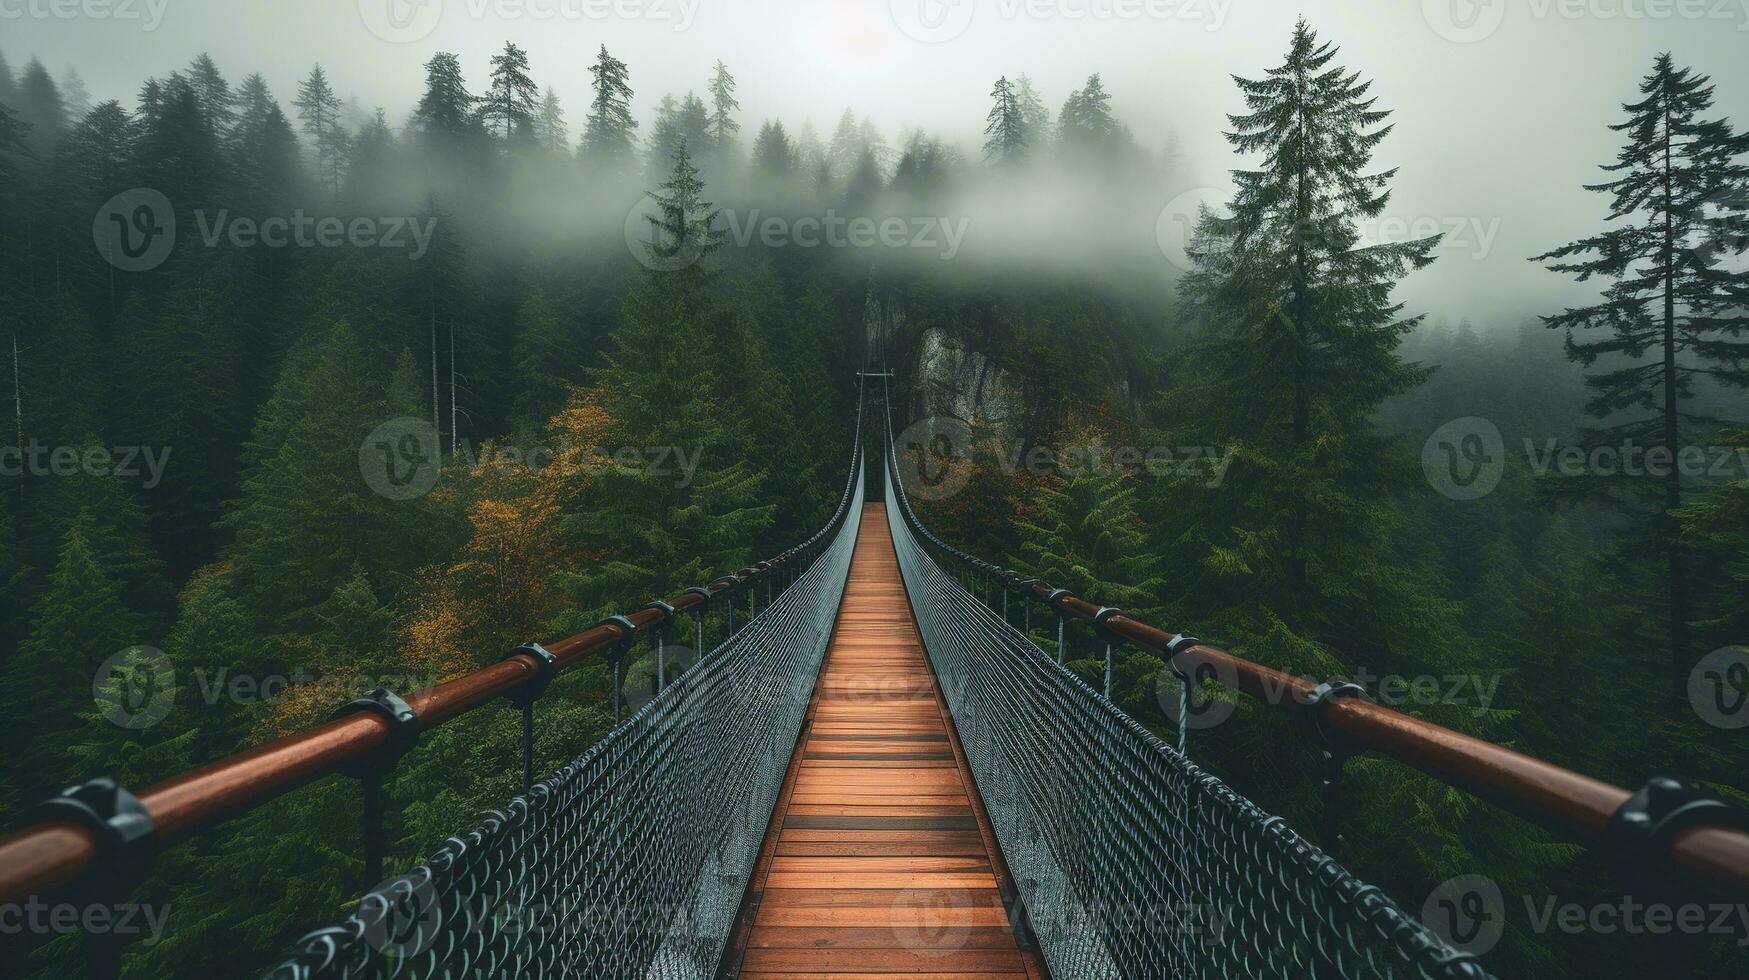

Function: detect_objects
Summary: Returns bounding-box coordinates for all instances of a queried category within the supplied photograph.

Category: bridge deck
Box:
[727,503,1043,979]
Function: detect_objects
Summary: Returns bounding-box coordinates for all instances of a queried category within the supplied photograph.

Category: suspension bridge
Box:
[2,381,1747,979]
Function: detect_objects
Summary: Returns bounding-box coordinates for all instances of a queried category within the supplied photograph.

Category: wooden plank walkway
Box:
[726,503,1044,979]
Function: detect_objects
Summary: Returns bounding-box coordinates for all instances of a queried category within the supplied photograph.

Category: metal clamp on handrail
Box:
[501,643,560,708]
[23,780,155,895]
[1605,778,1749,896]
[596,615,641,725]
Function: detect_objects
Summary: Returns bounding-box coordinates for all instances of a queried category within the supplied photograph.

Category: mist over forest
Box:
[1,2,1747,978]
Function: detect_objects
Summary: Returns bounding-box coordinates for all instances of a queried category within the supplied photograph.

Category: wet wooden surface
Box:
[732,504,1043,979]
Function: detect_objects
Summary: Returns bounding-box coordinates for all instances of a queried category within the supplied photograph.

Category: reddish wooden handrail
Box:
[0,549,806,907]
[1012,581,1749,894]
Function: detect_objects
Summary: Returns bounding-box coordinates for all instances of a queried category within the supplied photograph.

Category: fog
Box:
[9,0,1749,325]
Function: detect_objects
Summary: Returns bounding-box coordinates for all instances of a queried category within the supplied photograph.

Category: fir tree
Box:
[1,524,143,807]
[533,85,567,153]
[1181,18,1438,596]
[707,59,739,169]
[59,67,92,122]
[293,64,349,196]
[410,52,480,150]
[1532,54,1749,687]
[480,42,538,145]
[581,45,636,176]
[185,53,236,138]
[751,119,794,179]
[983,76,1026,164]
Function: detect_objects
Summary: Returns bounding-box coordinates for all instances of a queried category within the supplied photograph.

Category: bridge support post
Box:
[1044,589,1075,665]
[329,688,422,891]
[501,643,559,794]
[1092,608,1124,700]
[25,779,155,980]
[1304,680,1370,858]
[683,587,713,659]
[641,602,677,693]
[596,615,641,726]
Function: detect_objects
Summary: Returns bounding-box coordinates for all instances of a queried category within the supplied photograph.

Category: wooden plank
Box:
[726,504,1040,979]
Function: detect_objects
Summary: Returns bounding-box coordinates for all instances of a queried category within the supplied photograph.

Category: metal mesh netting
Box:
[269,456,865,980]
[881,429,1496,980]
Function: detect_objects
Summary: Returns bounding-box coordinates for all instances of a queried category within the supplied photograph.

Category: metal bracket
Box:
[1164,634,1202,683]
[640,600,677,625]
[501,643,559,707]
[1044,588,1076,609]
[26,778,157,891]
[1603,777,1749,893]
[331,687,422,774]
[682,586,714,605]
[596,614,640,650]
[1091,606,1124,639]
[1302,680,1370,857]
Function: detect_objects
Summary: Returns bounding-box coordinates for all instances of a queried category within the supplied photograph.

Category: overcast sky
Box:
[8,0,1749,326]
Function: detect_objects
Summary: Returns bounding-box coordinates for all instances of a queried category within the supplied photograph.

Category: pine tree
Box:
[707,59,739,171]
[827,108,861,179]
[1015,74,1052,146]
[1181,18,1438,596]
[480,42,538,145]
[59,67,92,121]
[1058,73,1114,156]
[185,53,236,138]
[293,64,349,196]
[14,57,65,161]
[983,76,1026,164]
[563,146,771,610]
[643,139,724,269]
[1533,54,1749,687]
[533,85,567,153]
[410,52,481,154]
[581,45,637,176]
[1,524,144,807]
[221,318,439,630]
[751,120,794,179]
